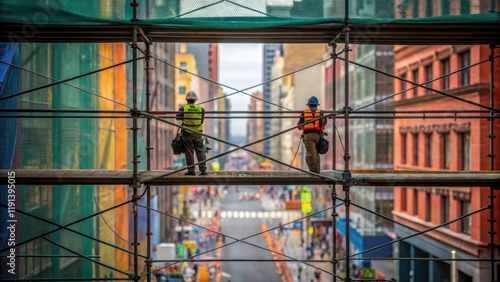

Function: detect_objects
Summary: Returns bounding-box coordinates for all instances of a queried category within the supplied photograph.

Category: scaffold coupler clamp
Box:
[341,106,352,116]
[342,171,352,186]
[129,274,141,281]
[130,108,141,117]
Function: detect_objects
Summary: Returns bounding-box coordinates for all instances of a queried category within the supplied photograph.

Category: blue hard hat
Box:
[307,96,319,105]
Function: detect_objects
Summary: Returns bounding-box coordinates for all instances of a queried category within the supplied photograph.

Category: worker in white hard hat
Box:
[176,91,207,176]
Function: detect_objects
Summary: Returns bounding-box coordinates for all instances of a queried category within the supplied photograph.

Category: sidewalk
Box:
[280,229,332,282]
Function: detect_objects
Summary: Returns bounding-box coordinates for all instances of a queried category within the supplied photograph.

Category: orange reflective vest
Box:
[303,108,325,132]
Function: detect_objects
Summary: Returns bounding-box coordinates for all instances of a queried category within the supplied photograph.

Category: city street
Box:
[219,186,281,282]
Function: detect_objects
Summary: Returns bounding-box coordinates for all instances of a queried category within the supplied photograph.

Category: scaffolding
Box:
[1,1,500,282]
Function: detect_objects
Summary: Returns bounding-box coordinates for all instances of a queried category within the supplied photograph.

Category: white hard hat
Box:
[186,91,199,101]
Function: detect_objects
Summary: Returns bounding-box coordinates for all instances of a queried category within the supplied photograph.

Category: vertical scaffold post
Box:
[332,43,337,172]
[330,187,338,282]
[488,44,496,173]
[343,185,351,281]
[145,43,152,282]
[330,41,338,282]
[131,1,140,277]
[489,185,497,282]
[343,0,352,281]
[488,44,497,282]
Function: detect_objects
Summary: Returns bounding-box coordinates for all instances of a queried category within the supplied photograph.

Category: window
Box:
[412,68,419,96]
[425,0,433,17]
[459,50,470,86]
[441,133,450,169]
[425,133,433,168]
[401,133,407,165]
[459,132,471,170]
[425,192,432,221]
[441,194,449,227]
[401,188,407,212]
[180,61,187,74]
[441,0,450,15]
[400,73,408,98]
[459,0,469,15]
[178,86,186,95]
[460,200,471,234]
[412,133,419,166]
[413,189,418,215]
[441,58,450,90]
[424,64,433,94]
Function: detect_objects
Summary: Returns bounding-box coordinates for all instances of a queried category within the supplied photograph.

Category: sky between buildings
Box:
[219,43,263,138]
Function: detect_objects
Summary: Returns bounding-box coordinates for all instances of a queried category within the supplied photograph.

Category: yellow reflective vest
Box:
[183,104,203,132]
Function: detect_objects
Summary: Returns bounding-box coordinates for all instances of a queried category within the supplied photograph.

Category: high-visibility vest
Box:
[303,108,325,131]
[183,104,203,132]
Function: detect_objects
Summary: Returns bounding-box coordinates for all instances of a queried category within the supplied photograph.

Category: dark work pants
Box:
[182,130,207,173]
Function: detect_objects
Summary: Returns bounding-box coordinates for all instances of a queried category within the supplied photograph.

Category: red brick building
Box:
[392,44,500,281]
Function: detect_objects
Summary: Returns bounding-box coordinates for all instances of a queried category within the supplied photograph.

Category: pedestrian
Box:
[192,263,198,280]
[176,91,208,176]
[183,265,195,282]
[208,264,217,281]
[297,96,327,173]
[314,269,321,282]
[307,243,314,259]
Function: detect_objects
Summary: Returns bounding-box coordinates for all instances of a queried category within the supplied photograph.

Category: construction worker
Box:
[297,96,327,173]
[176,91,207,176]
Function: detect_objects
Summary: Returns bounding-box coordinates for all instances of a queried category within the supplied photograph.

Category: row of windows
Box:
[399,0,475,18]
[399,50,470,98]
[401,130,470,170]
[401,188,471,234]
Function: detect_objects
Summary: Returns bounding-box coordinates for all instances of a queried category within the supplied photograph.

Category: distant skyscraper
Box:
[262,43,282,156]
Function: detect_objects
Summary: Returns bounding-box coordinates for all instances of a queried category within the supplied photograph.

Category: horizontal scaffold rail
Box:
[2,169,499,187]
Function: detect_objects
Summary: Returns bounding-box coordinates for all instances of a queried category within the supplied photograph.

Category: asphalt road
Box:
[219,186,281,282]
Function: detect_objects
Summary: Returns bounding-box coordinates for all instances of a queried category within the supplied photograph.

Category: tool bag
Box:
[316,133,329,155]
[316,115,329,154]
[171,128,185,155]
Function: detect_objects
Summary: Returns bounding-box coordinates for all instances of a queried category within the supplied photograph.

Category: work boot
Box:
[199,171,208,176]
[185,171,196,176]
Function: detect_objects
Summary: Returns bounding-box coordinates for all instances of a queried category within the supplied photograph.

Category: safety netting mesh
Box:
[0,0,498,28]
[0,42,153,279]
[0,1,499,280]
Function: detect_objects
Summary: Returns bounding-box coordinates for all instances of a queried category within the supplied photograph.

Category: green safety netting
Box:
[0,0,498,28]
[0,42,149,280]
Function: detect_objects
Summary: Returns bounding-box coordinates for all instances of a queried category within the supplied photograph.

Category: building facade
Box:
[393,44,500,282]
[262,44,283,157]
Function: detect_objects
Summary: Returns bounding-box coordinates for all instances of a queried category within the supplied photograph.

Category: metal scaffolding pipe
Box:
[1,108,495,115]
[131,24,140,282]
[0,201,137,256]
[344,56,500,113]
[2,169,499,186]
[3,114,500,120]
[0,60,132,108]
[331,42,338,282]
[139,204,343,280]
[488,44,497,282]
[145,43,152,282]
[44,236,130,276]
[347,206,489,259]
[139,111,338,184]
[343,1,352,280]
[0,57,143,102]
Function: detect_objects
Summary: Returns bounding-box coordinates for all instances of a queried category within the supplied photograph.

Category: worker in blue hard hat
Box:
[297,96,327,173]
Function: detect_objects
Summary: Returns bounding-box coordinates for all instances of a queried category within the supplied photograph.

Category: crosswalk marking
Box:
[193,210,303,221]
